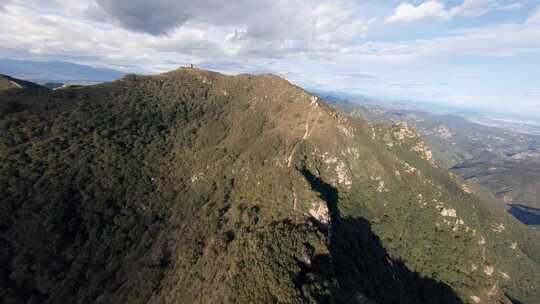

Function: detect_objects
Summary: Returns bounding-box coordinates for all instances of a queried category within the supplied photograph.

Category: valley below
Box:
[325,97,540,229]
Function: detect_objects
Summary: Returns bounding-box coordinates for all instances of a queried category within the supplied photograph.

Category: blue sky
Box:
[0,0,539,118]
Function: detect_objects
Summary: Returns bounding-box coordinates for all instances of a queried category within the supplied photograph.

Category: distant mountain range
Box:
[0,59,125,85]
[316,90,540,135]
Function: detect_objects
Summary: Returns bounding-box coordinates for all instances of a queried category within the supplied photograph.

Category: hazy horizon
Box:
[0,0,539,117]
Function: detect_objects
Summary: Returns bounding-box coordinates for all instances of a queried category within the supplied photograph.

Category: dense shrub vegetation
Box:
[1,70,539,303]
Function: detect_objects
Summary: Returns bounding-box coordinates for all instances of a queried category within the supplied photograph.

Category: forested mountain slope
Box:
[1,68,539,303]
[329,100,540,225]
[0,74,47,92]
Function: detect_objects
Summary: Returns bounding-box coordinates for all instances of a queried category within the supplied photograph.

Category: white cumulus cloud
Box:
[527,7,540,24]
[385,0,503,23]
[0,0,366,65]
[385,1,450,23]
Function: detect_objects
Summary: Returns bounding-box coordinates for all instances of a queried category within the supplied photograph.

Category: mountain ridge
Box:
[0,74,48,92]
[0,69,539,303]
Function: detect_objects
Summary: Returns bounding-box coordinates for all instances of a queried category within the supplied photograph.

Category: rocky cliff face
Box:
[1,68,539,303]
[335,101,540,213]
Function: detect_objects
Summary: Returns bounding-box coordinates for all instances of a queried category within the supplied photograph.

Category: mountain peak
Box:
[161,65,224,78]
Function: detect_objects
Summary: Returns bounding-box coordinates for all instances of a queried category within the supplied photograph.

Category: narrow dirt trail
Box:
[287,96,320,168]
[288,96,320,222]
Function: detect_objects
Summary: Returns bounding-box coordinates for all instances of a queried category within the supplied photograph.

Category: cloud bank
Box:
[385,0,522,23]
[0,0,538,117]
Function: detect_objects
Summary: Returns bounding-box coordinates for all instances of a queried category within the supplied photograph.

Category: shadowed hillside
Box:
[300,167,462,303]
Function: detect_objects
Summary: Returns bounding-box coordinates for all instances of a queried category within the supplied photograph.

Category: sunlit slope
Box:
[0,68,538,303]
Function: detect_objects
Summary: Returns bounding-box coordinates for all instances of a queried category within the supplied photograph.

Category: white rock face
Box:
[370,125,376,140]
[478,236,486,245]
[401,161,417,174]
[322,153,338,165]
[309,201,330,224]
[470,296,481,303]
[333,113,355,138]
[191,172,204,183]
[440,208,457,218]
[338,124,354,138]
[411,140,434,163]
[484,265,494,276]
[492,223,506,233]
[499,271,510,279]
[336,162,352,187]
[511,242,518,250]
[376,180,386,193]
[460,184,474,194]
[344,147,359,159]
[393,122,416,140]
